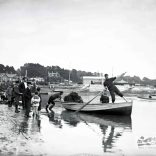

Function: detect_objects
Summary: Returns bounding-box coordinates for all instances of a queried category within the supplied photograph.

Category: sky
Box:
[0,0,156,79]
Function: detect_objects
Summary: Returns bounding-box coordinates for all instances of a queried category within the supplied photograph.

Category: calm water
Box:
[24,93,156,156]
[1,93,156,156]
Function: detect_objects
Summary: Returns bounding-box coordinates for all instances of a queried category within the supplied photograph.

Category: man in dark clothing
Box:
[19,77,27,109]
[104,73,126,103]
[37,87,42,116]
[100,90,109,103]
[46,91,63,112]
[24,82,32,118]
[14,81,22,113]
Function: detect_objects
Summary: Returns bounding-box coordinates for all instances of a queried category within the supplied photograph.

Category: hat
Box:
[15,80,20,83]
[27,81,32,85]
[60,91,63,95]
[37,87,41,91]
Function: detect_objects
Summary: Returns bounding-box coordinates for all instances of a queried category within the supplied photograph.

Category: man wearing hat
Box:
[19,77,28,109]
[14,80,22,113]
[24,81,32,118]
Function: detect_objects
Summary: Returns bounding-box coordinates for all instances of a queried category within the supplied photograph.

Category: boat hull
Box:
[137,96,156,100]
[62,101,133,116]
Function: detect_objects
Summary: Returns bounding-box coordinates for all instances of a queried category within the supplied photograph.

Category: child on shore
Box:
[31,92,41,118]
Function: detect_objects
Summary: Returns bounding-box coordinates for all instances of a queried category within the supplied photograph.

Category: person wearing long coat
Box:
[14,81,22,113]
[19,77,27,109]
[24,82,32,118]
[6,85,13,107]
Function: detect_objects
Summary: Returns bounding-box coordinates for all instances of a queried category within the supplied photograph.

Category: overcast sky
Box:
[0,0,156,79]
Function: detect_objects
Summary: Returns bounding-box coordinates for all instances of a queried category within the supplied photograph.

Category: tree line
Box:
[18,63,95,83]
[1,63,156,86]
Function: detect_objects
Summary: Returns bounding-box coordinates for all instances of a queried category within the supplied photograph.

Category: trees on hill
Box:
[0,64,16,74]
[20,63,47,78]
[19,63,94,83]
[1,63,156,86]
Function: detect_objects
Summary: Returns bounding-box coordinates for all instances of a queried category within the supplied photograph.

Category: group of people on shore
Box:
[5,77,42,118]
[3,77,65,118]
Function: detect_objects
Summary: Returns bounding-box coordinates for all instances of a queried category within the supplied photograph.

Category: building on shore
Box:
[48,71,62,84]
[0,73,18,83]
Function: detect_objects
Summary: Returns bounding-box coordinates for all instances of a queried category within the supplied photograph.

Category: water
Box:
[1,94,156,156]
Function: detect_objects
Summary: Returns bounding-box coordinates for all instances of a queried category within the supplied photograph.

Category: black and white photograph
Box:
[0,0,156,155]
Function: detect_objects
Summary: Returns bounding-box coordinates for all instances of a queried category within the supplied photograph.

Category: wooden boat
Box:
[62,101,133,116]
[137,95,156,100]
[61,110,132,128]
[77,85,90,92]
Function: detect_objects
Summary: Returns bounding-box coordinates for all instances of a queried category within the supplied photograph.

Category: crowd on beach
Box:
[0,77,42,118]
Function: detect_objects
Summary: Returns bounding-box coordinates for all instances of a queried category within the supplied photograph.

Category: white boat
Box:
[137,94,156,100]
[62,101,133,116]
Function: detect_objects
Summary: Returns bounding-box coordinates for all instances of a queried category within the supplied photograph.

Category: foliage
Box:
[0,64,16,74]
[20,63,47,78]
[1,63,156,86]
[19,63,94,83]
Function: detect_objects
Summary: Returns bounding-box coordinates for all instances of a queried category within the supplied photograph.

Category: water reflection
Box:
[47,110,62,128]
[18,118,29,135]
[18,116,41,138]
[61,110,80,127]
[101,126,115,152]
[61,110,132,153]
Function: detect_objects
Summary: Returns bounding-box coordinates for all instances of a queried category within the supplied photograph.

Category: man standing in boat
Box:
[103,72,127,103]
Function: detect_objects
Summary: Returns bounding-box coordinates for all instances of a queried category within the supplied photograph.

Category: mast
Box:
[25,70,27,77]
[68,70,71,85]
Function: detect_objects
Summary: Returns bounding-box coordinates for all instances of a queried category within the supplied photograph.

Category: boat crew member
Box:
[100,89,109,103]
[103,73,126,103]
[46,91,63,112]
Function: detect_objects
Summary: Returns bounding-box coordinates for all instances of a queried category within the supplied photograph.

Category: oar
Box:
[75,91,102,113]
[122,96,128,102]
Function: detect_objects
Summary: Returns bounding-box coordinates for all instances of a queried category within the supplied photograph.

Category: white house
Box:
[0,73,18,82]
[29,77,44,82]
[48,71,60,77]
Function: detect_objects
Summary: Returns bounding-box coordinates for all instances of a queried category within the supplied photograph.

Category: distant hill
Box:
[120,76,156,86]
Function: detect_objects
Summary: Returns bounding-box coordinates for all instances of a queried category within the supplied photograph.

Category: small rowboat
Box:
[62,101,133,116]
[137,95,156,100]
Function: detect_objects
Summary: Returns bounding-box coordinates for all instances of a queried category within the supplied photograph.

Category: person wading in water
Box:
[103,72,127,103]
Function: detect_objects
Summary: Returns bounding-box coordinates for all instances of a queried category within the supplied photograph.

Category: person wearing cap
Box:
[46,91,63,112]
[14,80,22,113]
[24,81,32,118]
[103,73,126,103]
[19,77,28,109]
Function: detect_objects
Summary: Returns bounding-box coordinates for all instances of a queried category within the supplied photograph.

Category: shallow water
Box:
[0,94,156,156]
